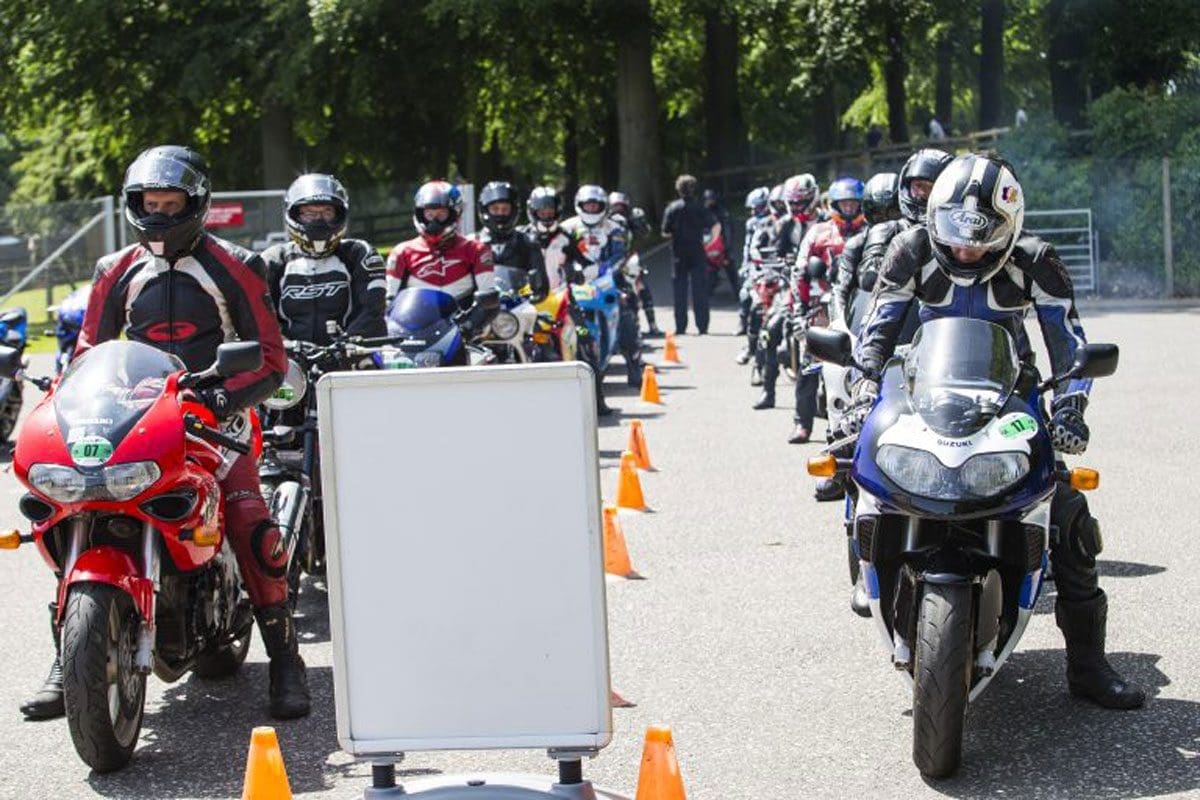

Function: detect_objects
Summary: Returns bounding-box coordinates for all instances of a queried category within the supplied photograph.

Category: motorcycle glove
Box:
[1050,395,1090,454]
[196,386,234,420]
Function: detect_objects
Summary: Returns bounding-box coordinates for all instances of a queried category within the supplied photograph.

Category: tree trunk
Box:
[602,99,620,190]
[260,103,296,189]
[978,0,1005,130]
[811,78,837,154]
[935,31,954,133]
[883,12,909,143]
[703,3,747,172]
[616,0,665,216]
[1047,0,1088,129]
[564,115,579,199]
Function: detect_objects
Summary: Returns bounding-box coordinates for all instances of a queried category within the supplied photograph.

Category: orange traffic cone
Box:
[635,725,687,800]
[603,505,636,577]
[640,365,662,404]
[626,420,655,471]
[662,334,682,364]
[242,726,292,800]
[615,452,647,511]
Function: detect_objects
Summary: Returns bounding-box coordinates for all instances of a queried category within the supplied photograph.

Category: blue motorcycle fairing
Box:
[384,288,463,364]
[571,270,621,368]
[851,363,1056,521]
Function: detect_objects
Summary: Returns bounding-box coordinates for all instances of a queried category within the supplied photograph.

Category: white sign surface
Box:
[317,362,612,756]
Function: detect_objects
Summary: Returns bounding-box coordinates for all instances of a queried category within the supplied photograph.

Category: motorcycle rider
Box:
[386,180,497,338]
[523,186,614,415]
[736,186,772,359]
[756,177,866,446]
[854,153,1145,710]
[564,185,646,387]
[472,180,549,302]
[21,145,310,722]
[774,174,820,266]
[608,190,661,337]
[261,173,387,345]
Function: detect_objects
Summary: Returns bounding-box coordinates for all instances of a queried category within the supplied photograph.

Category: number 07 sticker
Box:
[70,435,114,467]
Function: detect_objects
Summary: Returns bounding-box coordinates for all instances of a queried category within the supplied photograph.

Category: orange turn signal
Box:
[193,526,221,547]
[1069,467,1100,491]
[0,529,23,550]
[807,454,838,478]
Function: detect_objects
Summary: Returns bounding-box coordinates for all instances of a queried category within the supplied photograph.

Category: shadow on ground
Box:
[925,651,1197,799]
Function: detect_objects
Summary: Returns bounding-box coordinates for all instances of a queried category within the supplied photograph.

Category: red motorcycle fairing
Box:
[17,373,229,576]
[56,546,155,623]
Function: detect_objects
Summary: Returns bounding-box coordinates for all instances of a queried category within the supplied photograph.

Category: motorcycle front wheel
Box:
[782,333,800,383]
[62,583,146,772]
[912,581,973,779]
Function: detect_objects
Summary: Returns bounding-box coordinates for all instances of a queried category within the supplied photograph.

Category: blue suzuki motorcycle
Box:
[377,287,499,369]
[570,270,621,371]
[807,317,1118,779]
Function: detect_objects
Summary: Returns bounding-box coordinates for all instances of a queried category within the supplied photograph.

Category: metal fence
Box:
[1024,209,1097,294]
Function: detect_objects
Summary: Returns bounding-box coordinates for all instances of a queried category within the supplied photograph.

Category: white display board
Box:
[317,362,612,756]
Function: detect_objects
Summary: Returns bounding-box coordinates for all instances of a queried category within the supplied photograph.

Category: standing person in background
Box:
[661,175,719,335]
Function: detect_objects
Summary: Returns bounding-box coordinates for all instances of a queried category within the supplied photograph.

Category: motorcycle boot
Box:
[20,603,64,720]
[255,603,311,719]
[735,347,752,365]
[1056,592,1145,709]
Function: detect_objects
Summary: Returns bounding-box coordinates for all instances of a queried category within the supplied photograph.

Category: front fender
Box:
[57,546,154,623]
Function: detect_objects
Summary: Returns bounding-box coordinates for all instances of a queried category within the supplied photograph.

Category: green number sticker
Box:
[999,413,1038,440]
[70,435,114,467]
[273,385,296,402]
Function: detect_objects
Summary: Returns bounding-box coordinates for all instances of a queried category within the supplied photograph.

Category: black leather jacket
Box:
[261,239,387,345]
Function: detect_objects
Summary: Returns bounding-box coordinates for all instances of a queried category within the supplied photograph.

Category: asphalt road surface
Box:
[0,291,1197,799]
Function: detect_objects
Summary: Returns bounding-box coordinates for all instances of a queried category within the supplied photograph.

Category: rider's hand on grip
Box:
[1050,394,1090,454]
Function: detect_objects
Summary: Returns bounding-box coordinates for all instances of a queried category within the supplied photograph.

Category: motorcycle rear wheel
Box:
[62,583,146,773]
[912,581,973,778]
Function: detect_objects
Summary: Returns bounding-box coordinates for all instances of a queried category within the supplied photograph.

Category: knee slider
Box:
[250,520,289,579]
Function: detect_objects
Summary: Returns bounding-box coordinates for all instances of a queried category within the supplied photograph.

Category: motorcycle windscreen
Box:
[387,288,458,333]
[492,265,529,295]
[902,317,1019,438]
[54,340,183,460]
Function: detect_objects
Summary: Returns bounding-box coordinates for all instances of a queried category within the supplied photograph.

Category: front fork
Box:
[57,517,160,674]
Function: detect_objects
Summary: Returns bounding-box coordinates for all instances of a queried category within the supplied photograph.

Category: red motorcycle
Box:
[0,339,263,772]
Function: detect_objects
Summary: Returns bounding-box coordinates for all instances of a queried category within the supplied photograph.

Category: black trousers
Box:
[672,254,710,334]
[1048,482,1102,602]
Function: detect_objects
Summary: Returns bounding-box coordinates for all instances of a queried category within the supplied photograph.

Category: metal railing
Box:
[1024,209,1097,294]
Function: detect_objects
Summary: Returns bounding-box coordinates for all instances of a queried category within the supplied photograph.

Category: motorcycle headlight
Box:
[414,350,443,368]
[103,461,162,501]
[876,445,959,500]
[960,452,1029,498]
[490,310,520,340]
[29,463,88,503]
[263,359,307,410]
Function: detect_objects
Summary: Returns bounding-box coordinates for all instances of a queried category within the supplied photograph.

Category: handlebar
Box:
[183,413,251,455]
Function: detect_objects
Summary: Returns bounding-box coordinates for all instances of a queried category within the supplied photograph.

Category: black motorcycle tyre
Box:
[61,583,146,773]
[912,581,973,779]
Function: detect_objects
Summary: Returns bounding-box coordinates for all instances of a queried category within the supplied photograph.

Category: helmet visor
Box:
[125,157,207,197]
[930,205,1013,251]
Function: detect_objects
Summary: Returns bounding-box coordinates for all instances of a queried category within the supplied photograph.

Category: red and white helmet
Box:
[783,174,819,219]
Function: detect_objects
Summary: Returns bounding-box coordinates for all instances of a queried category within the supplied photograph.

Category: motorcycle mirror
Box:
[476,289,501,311]
[805,328,853,366]
[215,341,263,377]
[1075,342,1119,379]
[0,345,21,378]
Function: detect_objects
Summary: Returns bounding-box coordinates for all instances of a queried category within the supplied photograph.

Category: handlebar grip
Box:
[183,413,252,455]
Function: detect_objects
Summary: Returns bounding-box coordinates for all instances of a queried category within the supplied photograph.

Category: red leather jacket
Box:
[385,233,495,305]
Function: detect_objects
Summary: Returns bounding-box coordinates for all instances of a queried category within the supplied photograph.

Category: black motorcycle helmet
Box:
[927,154,1025,283]
[862,172,900,226]
[123,145,211,260]
[284,173,349,257]
[478,181,520,235]
[412,180,463,245]
[526,186,561,234]
[897,148,953,224]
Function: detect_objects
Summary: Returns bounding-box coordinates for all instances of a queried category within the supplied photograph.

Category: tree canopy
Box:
[0,0,1197,208]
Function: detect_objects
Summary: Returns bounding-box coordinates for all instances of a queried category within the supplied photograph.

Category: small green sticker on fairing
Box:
[999,414,1038,439]
[272,385,296,402]
[70,435,114,467]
